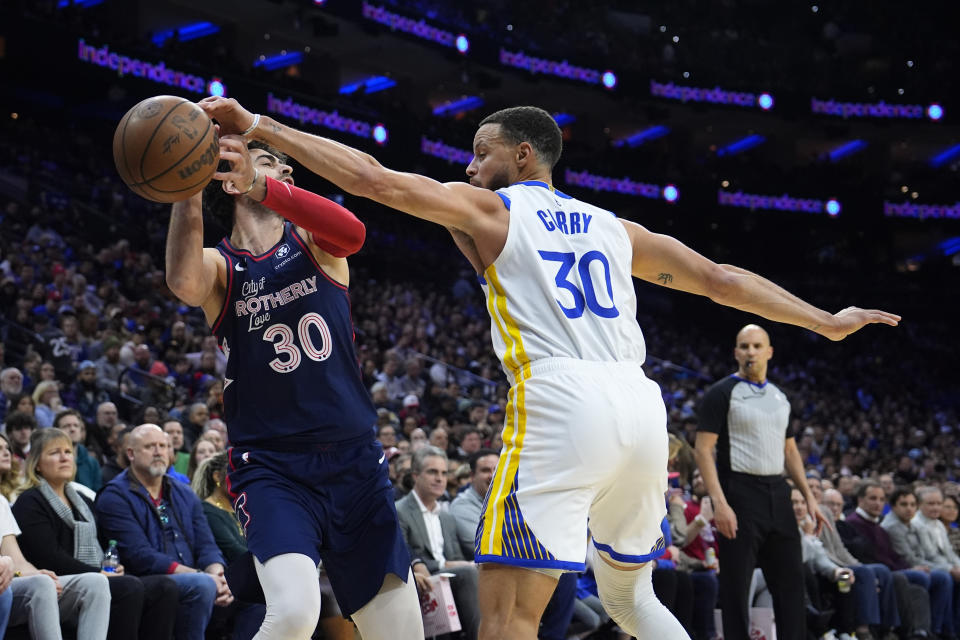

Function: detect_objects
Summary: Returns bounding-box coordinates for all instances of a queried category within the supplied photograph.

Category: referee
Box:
[694,324,826,640]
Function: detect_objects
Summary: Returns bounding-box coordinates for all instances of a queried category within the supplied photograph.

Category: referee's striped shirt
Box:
[697,375,793,477]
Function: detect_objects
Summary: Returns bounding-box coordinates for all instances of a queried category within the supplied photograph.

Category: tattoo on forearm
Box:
[809,324,821,331]
[657,272,674,285]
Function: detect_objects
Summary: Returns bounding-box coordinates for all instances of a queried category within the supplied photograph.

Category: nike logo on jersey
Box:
[378,452,386,464]
[224,377,233,390]
[234,262,247,272]
[536,209,593,235]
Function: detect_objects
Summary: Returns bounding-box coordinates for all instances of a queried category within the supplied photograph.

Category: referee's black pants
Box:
[717,472,805,640]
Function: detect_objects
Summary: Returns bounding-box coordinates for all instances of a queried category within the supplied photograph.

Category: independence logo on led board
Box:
[811,97,943,121]
[265,93,387,143]
[718,190,840,216]
[76,39,222,95]
[650,80,774,110]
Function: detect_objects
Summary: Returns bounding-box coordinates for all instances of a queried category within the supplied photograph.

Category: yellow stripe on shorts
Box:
[479,265,531,557]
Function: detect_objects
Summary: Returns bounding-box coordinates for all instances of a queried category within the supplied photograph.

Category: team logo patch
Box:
[235,492,251,532]
[276,243,290,258]
[241,451,250,463]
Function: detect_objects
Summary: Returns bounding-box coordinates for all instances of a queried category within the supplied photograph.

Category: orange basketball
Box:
[112,95,219,203]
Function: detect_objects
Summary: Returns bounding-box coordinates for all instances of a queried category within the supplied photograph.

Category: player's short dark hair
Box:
[203,140,287,231]
[856,479,883,500]
[479,106,563,170]
[468,448,499,474]
[890,486,916,505]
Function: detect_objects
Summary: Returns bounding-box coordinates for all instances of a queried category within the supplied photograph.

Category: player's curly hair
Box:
[479,106,563,169]
[203,141,288,231]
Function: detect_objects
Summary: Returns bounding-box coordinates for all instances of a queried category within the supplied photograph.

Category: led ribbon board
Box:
[266,93,387,143]
[361,2,461,49]
[884,201,960,220]
[812,98,943,121]
[650,80,773,110]
[76,39,223,95]
[499,49,614,88]
[420,137,473,164]
[718,190,840,216]
[564,169,677,201]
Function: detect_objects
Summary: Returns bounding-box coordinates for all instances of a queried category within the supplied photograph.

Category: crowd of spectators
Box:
[0,50,957,637]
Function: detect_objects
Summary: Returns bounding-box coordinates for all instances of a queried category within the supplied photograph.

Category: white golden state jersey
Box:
[480,181,646,382]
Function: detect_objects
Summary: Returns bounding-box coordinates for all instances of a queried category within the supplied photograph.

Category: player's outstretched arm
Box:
[621,219,900,340]
[198,97,504,235]
[165,191,222,310]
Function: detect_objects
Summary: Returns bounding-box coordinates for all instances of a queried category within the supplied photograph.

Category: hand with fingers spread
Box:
[213,135,263,198]
[817,307,901,341]
[198,97,258,137]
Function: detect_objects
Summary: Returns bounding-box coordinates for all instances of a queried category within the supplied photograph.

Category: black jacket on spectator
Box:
[11,486,179,640]
[12,487,102,574]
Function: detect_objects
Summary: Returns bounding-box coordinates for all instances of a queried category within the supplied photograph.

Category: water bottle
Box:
[705,547,717,570]
[101,540,119,573]
[837,569,851,593]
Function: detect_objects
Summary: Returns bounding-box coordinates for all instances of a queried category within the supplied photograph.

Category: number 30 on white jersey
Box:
[479,182,646,382]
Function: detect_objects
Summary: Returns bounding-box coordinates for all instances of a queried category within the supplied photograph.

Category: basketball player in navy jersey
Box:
[165,136,424,639]
[200,96,900,640]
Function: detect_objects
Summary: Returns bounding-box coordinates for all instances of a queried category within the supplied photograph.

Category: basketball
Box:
[112,95,219,203]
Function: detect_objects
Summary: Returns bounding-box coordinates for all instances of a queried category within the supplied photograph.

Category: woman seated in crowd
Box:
[31,380,63,429]
[192,453,352,640]
[792,488,858,640]
[940,494,960,556]
[0,434,22,501]
[186,435,218,483]
[0,430,112,639]
[10,427,179,640]
[3,393,36,429]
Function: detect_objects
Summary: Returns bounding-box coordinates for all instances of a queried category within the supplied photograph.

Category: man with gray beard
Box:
[0,367,24,423]
[96,424,233,640]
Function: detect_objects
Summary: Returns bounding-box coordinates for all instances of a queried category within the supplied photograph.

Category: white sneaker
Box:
[838,634,857,640]
[820,631,838,640]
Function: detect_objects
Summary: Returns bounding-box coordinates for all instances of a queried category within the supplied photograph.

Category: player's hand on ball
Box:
[198,97,257,136]
[819,307,901,341]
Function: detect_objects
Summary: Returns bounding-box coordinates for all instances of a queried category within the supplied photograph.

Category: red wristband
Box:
[261,176,366,257]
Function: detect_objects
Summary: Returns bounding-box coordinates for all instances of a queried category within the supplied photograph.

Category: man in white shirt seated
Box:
[395,446,480,639]
[913,487,960,581]
[449,449,499,560]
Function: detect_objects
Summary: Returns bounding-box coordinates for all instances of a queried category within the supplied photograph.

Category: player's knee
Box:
[591,548,652,631]
[264,598,321,638]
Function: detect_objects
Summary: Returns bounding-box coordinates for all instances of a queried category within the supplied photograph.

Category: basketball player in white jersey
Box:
[199,97,900,640]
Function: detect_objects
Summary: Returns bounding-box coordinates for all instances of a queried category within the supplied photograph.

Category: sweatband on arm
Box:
[260,176,366,257]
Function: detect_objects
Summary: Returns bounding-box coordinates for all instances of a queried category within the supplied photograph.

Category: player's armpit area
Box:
[620,219,728,299]
[359,168,507,234]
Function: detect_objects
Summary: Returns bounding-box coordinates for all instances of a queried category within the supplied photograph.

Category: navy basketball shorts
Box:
[226,432,410,615]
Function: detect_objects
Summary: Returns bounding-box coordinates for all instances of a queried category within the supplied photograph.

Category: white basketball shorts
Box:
[475,357,669,571]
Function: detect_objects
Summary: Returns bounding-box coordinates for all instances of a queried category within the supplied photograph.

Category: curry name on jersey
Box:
[480,181,647,382]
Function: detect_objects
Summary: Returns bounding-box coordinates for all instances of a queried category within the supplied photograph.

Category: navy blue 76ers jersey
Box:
[211,223,376,446]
